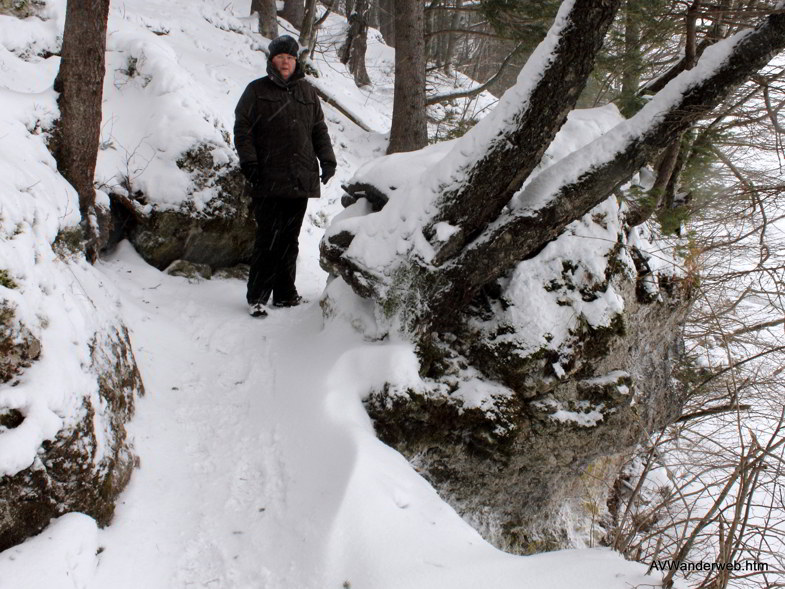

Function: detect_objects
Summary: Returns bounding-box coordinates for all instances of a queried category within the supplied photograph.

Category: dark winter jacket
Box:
[234,62,336,199]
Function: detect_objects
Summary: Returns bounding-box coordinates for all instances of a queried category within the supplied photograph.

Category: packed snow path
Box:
[44,242,655,589]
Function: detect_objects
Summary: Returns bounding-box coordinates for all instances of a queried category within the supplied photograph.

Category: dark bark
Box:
[322,5,785,333]
[386,0,427,154]
[339,0,372,86]
[54,0,111,263]
[378,0,395,47]
[618,0,642,117]
[280,0,305,30]
[435,8,785,322]
[423,0,621,265]
[251,0,278,39]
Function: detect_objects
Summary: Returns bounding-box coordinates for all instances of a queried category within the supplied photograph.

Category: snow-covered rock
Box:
[361,205,691,552]
[325,105,693,551]
[0,4,143,550]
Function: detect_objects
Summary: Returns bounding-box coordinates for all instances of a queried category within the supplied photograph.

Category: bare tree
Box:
[251,0,277,39]
[298,0,319,49]
[280,0,305,30]
[298,0,333,66]
[339,0,372,87]
[53,0,111,263]
[386,0,427,153]
[604,42,785,584]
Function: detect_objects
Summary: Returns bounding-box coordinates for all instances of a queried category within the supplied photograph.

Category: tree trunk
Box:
[642,0,702,223]
[251,0,278,39]
[299,0,318,51]
[422,0,621,263]
[619,0,642,117]
[339,0,372,86]
[443,0,462,74]
[322,4,785,335]
[280,0,305,30]
[54,0,111,264]
[386,0,427,154]
[378,0,395,46]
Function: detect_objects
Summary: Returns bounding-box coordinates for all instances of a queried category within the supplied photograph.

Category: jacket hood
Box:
[266,59,304,88]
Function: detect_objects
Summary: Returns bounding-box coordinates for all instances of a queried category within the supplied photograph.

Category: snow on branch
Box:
[443,10,785,312]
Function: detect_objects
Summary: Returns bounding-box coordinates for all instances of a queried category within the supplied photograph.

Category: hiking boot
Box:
[272,295,303,308]
[248,302,268,318]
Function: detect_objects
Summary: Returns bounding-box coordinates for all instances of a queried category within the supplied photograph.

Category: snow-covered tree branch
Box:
[322,3,785,334]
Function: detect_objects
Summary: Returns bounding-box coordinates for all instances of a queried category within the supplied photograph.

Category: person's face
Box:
[272,53,296,80]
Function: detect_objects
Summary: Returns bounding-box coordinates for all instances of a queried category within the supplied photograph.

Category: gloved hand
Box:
[320,164,336,185]
[240,161,260,185]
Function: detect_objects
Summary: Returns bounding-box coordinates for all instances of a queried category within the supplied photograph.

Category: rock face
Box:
[0,303,41,384]
[109,145,255,270]
[0,0,44,18]
[358,202,692,553]
[0,324,144,552]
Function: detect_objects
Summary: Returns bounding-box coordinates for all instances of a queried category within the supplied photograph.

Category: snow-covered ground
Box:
[0,0,667,587]
[0,242,656,589]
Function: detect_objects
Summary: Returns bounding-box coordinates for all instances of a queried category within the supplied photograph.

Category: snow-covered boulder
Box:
[0,319,143,552]
[96,12,264,270]
[323,106,693,552]
[114,145,255,270]
[362,207,690,552]
[0,14,144,549]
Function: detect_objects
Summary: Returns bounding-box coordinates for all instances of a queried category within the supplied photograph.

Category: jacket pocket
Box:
[259,166,291,196]
[292,153,318,194]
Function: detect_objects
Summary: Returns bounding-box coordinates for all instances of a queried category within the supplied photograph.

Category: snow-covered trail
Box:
[82,242,656,589]
[92,239,368,588]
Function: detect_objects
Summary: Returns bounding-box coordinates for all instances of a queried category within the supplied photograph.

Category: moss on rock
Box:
[125,144,254,270]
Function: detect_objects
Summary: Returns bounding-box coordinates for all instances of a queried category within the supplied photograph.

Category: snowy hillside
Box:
[0,0,666,587]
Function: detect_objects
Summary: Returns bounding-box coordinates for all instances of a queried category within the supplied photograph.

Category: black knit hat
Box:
[268,35,299,59]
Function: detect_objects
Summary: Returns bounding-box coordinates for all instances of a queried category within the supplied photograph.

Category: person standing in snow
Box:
[234,34,336,318]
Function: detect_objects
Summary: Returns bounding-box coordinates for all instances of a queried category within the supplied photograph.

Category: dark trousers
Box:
[246,196,309,305]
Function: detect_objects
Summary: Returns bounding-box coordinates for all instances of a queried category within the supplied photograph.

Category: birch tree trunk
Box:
[298,0,318,49]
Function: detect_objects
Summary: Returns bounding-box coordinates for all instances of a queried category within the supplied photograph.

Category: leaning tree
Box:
[320,0,785,551]
[323,0,785,340]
